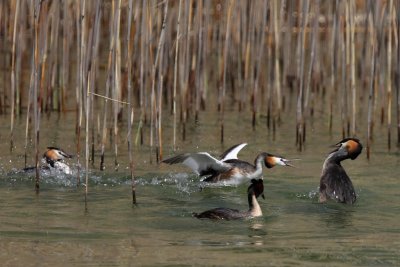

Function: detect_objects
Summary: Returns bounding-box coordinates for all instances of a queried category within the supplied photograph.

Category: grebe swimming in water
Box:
[319,138,363,204]
[23,147,73,174]
[194,179,265,220]
[162,143,293,185]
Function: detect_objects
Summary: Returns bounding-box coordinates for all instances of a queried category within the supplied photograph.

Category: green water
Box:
[0,111,399,266]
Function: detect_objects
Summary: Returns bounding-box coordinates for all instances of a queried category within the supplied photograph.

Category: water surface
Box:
[0,111,399,266]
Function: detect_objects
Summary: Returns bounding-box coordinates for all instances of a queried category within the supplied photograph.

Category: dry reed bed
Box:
[0,1,399,198]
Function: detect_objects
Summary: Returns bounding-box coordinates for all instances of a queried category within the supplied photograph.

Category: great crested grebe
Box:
[194,179,265,220]
[319,138,363,204]
[23,147,73,174]
[42,147,73,172]
[162,143,293,185]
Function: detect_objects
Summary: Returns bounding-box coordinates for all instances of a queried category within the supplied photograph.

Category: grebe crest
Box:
[332,138,362,160]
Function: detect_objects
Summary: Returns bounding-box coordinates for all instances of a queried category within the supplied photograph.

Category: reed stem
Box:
[367,10,376,159]
[10,0,20,152]
[387,0,393,150]
[349,0,357,136]
[33,0,42,193]
[220,0,234,143]
[173,0,182,151]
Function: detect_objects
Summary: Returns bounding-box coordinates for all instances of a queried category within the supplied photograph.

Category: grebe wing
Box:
[163,152,231,175]
[220,143,247,161]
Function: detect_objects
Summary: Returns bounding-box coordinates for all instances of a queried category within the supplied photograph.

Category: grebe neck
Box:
[248,192,262,217]
[323,150,348,167]
[254,154,265,171]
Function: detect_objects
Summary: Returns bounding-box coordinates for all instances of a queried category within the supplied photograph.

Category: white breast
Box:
[53,161,72,175]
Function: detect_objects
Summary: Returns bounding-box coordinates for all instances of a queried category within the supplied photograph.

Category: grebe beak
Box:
[58,150,73,159]
[277,157,296,167]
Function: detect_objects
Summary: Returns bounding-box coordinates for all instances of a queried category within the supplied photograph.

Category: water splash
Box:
[296,188,319,200]
[136,172,201,195]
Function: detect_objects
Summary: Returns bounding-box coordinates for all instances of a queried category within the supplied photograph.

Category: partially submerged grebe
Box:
[162,143,293,185]
[43,147,73,167]
[319,138,363,204]
[194,179,265,220]
[23,147,73,174]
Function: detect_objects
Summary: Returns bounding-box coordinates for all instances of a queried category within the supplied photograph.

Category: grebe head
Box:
[43,147,73,161]
[248,179,265,199]
[263,153,294,168]
[331,138,363,160]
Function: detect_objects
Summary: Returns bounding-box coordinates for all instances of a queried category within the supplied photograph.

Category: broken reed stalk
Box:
[220,0,234,143]
[172,0,183,151]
